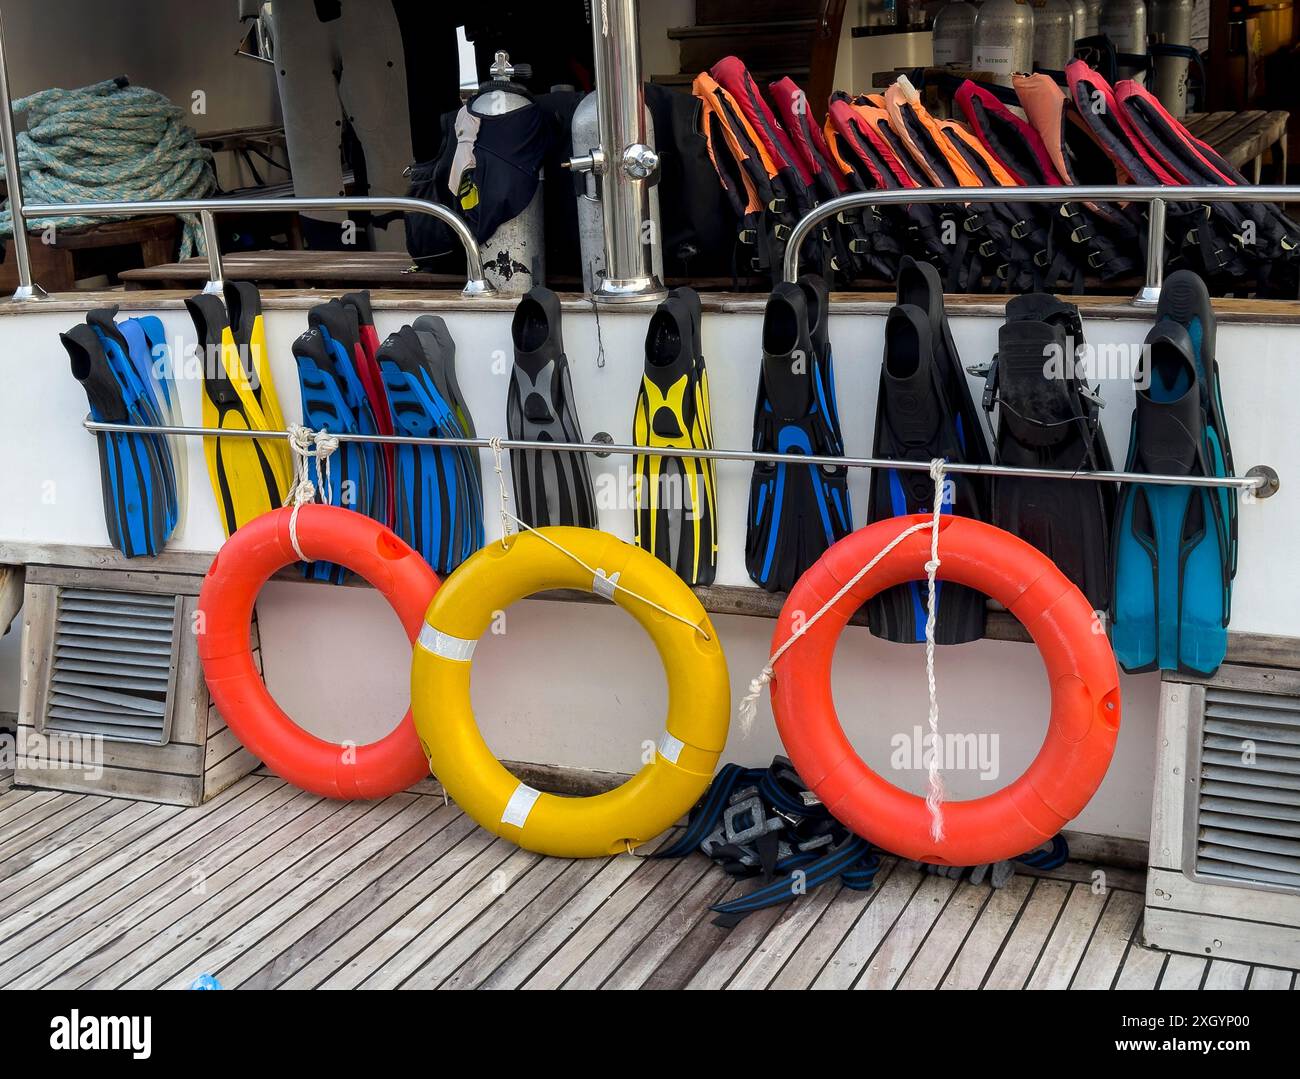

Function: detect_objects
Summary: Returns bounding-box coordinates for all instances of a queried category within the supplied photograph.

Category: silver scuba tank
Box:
[1031,0,1076,70]
[572,92,664,295]
[973,0,1035,85]
[1083,0,1102,36]
[470,51,545,293]
[1098,0,1148,81]
[1149,0,1194,117]
[932,1,978,66]
[1070,0,1088,39]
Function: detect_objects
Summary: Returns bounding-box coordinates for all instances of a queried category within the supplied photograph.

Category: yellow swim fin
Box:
[186,293,291,536]
[225,281,293,482]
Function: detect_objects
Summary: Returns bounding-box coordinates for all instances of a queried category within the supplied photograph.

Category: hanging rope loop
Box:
[286,424,339,562]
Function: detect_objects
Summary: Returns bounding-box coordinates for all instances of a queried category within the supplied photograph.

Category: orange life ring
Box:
[770,514,1121,866]
[197,505,438,799]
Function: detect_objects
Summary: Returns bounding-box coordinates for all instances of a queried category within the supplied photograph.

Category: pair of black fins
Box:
[633,286,718,586]
[1112,270,1236,677]
[746,274,852,594]
[62,309,186,558]
[506,286,599,529]
[867,260,1116,645]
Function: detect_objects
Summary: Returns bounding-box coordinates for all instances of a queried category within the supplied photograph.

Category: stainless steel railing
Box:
[81,418,1281,498]
[781,185,1300,306]
[16,196,494,299]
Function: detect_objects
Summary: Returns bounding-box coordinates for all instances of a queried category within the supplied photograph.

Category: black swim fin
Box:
[980,294,1117,610]
[867,304,988,644]
[506,287,598,528]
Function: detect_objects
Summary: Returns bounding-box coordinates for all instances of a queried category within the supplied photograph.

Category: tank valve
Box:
[564,149,606,175]
[622,143,659,181]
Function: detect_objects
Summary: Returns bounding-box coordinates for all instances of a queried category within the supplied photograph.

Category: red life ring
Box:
[197,506,438,799]
[770,514,1121,866]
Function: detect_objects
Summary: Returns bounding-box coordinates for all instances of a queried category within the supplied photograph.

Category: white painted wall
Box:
[1,298,1295,841]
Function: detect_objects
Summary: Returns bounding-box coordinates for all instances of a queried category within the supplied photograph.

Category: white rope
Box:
[922,459,947,842]
[285,424,339,563]
[487,438,711,641]
[737,458,950,843]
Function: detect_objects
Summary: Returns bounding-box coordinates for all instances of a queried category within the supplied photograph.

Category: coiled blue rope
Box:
[0,77,216,256]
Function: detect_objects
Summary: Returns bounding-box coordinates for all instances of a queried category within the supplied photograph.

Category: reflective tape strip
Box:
[592,568,621,601]
[501,783,541,828]
[417,624,476,662]
[657,731,685,764]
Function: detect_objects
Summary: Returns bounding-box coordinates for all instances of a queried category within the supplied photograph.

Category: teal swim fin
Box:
[1111,320,1231,677]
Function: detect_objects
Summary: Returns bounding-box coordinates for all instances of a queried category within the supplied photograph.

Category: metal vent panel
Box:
[41,589,179,746]
[1192,687,1300,893]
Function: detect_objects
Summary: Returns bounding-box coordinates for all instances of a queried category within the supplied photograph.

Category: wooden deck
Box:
[1,768,1297,991]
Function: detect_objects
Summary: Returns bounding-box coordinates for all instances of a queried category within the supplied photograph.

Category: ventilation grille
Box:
[42,588,179,745]
[1195,686,1300,892]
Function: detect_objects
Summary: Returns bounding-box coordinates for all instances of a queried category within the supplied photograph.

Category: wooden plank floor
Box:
[1,769,1297,991]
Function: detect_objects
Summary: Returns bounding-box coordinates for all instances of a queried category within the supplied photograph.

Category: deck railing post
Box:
[1132,196,1167,307]
[0,6,44,301]
[199,210,223,294]
[586,0,666,304]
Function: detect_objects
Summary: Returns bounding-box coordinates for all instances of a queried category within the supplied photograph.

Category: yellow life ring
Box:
[410,527,730,858]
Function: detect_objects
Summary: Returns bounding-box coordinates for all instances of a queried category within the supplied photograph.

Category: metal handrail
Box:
[17,196,493,298]
[81,418,1280,498]
[781,185,1300,306]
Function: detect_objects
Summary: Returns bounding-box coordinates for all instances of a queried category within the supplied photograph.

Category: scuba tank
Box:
[469,52,546,293]
[1070,0,1088,40]
[1031,0,1076,71]
[1149,0,1194,118]
[1098,0,1148,81]
[932,1,978,66]
[571,92,664,294]
[1083,0,1102,35]
[973,0,1035,85]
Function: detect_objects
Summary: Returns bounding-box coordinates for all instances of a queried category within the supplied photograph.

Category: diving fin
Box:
[796,274,844,455]
[62,323,172,558]
[1111,321,1230,677]
[377,325,480,573]
[307,300,388,527]
[123,314,189,535]
[506,287,598,528]
[632,289,717,585]
[866,304,987,644]
[1155,269,1237,587]
[745,283,852,594]
[290,325,371,584]
[338,290,398,526]
[85,308,179,534]
[411,313,485,516]
[895,255,990,486]
[981,294,1117,610]
[186,293,291,537]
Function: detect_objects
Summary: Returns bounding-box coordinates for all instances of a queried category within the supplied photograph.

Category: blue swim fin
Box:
[377,325,479,574]
[291,327,370,584]
[62,324,172,558]
[1111,321,1230,677]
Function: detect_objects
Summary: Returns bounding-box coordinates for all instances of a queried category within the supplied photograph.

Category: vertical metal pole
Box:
[590,0,666,304]
[1132,196,1166,307]
[199,209,224,294]
[0,6,43,300]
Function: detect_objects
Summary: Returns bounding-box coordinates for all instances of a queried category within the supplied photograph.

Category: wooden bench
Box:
[0,215,179,292]
[1184,110,1289,182]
